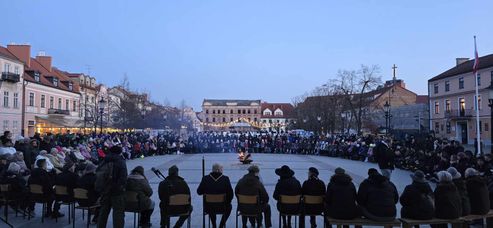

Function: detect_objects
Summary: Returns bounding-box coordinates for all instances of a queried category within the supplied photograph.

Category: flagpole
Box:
[474,36,482,156]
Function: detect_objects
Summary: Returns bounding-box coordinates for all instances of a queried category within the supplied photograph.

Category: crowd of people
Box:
[1,129,493,228]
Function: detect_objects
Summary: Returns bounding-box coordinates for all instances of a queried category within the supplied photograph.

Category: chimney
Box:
[7,44,31,67]
[456,58,469,66]
[36,52,52,72]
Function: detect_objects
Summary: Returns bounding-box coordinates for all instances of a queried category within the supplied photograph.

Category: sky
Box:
[1,0,492,110]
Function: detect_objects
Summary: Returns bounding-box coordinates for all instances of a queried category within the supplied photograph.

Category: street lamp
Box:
[487,84,493,150]
[383,101,391,136]
[98,97,106,134]
[317,116,322,134]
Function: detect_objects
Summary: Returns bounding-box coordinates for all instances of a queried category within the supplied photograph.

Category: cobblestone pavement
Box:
[9,153,413,227]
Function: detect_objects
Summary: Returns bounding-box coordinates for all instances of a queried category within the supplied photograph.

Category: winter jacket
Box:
[434,181,462,219]
[357,174,398,218]
[235,173,269,214]
[159,175,191,214]
[273,175,302,214]
[400,181,434,220]
[326,173,360,219]
[302,177,325,215]
[466,176,490,215]
[197,172,234,214]
[452,178,471,216]
[373,142,395,170]
[55,170,79,201]
[28,167,54,196]
[126,173,153,210]
[101,153,127,195]
[76,173,99,207]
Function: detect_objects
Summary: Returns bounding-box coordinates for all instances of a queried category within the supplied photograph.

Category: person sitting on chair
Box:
[197,163,233,228]
[76,163,99,224]
[159,165,192,228]
[274,165,302,228]
[126,166,154,228]
[301,167,326,228]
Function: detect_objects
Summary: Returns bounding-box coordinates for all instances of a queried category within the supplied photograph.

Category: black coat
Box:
[55,170,79,198]
[76,173,99,206]
[326,173,360,219]
[28,168,53,196]
[452,178,471,216]
[235,172,269,214]
[159,175,191,214]
[0,172,28,199]
[197,172,233,213]
[103,153,127,195]
[302,176,325,215]
[434,182,462,219]
[273,175,302,214]
[357,174,398,218]
[373,142,395,170]
[126,174,153,210]
[400,181,434,220]
[466,176,490,215]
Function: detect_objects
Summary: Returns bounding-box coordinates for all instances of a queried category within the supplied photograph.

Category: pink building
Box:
[0,46,24,138]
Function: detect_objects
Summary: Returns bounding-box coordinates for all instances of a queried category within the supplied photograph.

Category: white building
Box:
[0,46,24,138]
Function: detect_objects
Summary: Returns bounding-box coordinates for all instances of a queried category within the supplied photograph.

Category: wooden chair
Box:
[236,194,261,228]
[204,194,226,228]
[326,217,401,228]
[278,195,302,228]
[28,184,48,223]
[165,194,192,228]
[0,184,14,228]
[302,195,326,228]
[124,191,142,228]
[55,185,75,224]
[73,188,100,228]
[460,210,493,227]
[400,218,463,228]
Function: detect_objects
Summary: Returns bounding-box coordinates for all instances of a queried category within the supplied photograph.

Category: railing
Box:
[444,109,474,119]
[0,72,20,83]
[48,108,70,115]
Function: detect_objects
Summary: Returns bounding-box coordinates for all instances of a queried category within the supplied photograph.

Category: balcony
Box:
[1,72,21,83]
[444,109,474,120]
[48,108,70,115]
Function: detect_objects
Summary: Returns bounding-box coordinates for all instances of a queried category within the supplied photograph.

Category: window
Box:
[212,117,215,122]
[14,66,19,75]
[68,82,73,91]
[254,109,257,114]
[222,110,225,114]
[73,101,77,111]
[3,91,9,107]
[477,74,481,86]
[434,84,438,94]
[205,118,209,122]
[254,118,257,121]
[12,121,18,132]
[49,96,54,109]
[58,98,62,109]
[34,72,40,82]
[222,117,226,122]
[445,100,451,112]
[480,121,483,132]
[445,81,450,92]
[486,123,489,132]
[247,109,251,114]
[230,110,233,114]
[205,109,209,114]
[446,122,451,133]
[40,95,45,108]
[242,109,246,114]
[13,93,18,108]
[2,120,8,131]
[434,101,439,114]
[459,77,464,89]
[65,99,69,110]
[212,110,215,114]
[459,98,466,114]
[435,122,440,133]
[230,118,233,121]
[3,63,10,72]
[53,78,58,87]
[28,92,34,106]
[238,110,241,114]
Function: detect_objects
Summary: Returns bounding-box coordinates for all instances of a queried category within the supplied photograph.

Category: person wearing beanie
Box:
[400,170,434,220]
[447,167,471,216]
[273,165,302,228]
[235,165,272,228]
[434,171,462,220]
[76,162,100,224]
[301,167,325,228]
[326,167,361,221]
[158,165,192,228]
[3,162,28,211]
[465,168,490,215]
[357,168,398,222]
[126,166,154,228]
[97,144,127,228]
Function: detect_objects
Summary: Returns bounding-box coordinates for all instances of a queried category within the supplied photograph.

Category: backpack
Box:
[95,161,114,193]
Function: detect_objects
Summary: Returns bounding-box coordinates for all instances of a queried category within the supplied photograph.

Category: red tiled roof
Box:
[0,46,22,63]
[24,58,80,94]
[261,102,294,118]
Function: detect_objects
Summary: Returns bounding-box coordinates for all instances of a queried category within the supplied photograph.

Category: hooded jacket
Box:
[235,172,269,214]
[159,174,191,214]
[302,176,326,215]
[466,176,490,215]
[400,181,434,220]
[434,181,462,219]
[103,152,127,195]
[452,178,471,216]
[197,172,234,213]
[126,173,153,210]
[357,174,398,218]
[326,173,360,219]
[273,172,302,214]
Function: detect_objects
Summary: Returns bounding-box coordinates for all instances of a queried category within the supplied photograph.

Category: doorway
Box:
[456,122,468,144]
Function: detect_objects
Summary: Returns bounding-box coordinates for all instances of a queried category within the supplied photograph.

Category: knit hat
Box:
[437,171,452,182]
[335,167,346,175]
[308,167,319,177]
[465,168,479,178]
[132,166,145,176]
[248,165,260,173]
[7,162,21,174]
[169,165,179,176]
[447,167,462,179]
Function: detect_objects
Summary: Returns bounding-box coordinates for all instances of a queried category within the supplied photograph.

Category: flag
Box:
[473,36,479,74]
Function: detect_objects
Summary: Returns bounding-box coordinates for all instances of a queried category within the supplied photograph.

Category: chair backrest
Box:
[73,188,89,200]
[237,194,258,205]
[0,184,10,193]
[55,185,69,196]
[205,194,226,203]
[29,184,44,194]
[280,195,301,205]
[303,195,324,205]
[125,191,139,203]
[169,194,190,206]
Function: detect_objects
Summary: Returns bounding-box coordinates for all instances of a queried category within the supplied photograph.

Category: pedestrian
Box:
[373,139,395,179]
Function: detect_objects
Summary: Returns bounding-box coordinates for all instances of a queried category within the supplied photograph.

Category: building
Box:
[0,46,24,138]
[260,102,295,132]
[428,55,493,145]
[7,44,82,136]
[200,99,262,131]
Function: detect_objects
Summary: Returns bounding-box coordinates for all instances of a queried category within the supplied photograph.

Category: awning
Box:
[35,115,84,128]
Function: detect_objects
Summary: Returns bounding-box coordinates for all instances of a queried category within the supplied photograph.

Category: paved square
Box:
[11,153,414,227]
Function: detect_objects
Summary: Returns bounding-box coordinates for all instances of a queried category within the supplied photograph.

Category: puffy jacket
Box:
[434,181,462,219]
[466,176,490,215]
[400,181,434,220]
[235,173,269,214]
[326,173,360,219]
[452,178,471,216]
[357,174,398,218]
[126,173,153,210]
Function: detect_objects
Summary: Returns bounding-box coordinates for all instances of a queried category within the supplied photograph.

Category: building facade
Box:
[428,55,493,145]
[260,103,294,132]
[0,46,24,138]
[201,99,262,131]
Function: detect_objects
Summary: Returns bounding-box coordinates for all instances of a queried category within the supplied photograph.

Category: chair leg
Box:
[133,212,136,228]
[279,213,281,228]
[4,200,8,223]
[41,203,45,223]
[82,208,85,220]
[87,209,91,228]
[235,212,238,228]
[68,204,71,224]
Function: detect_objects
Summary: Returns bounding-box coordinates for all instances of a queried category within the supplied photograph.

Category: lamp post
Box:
[98,97,106,134]
[141,108,147,129]
[383,101,391,136]
[488,84,493,151]
[317,116,322,135]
